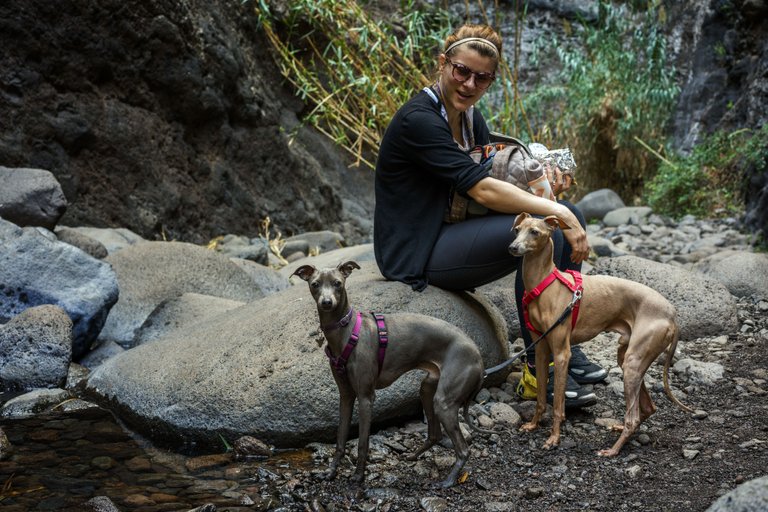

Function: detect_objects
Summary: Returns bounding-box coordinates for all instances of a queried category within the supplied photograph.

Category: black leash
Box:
[483,289,582,378]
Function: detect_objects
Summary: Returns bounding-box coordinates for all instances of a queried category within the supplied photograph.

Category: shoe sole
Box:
[547,392,598,409]
[569,369,608,385]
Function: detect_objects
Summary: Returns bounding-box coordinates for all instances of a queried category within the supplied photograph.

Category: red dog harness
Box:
[522,269,583,337]
[325,311,389,377]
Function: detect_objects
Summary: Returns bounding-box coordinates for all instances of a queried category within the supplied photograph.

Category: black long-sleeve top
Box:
[373,89,491,291]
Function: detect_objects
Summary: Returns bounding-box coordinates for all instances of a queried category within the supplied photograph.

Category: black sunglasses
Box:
[446,58,496,89]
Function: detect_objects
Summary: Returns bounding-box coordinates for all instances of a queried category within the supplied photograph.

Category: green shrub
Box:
[645,125,768,218]
[487,1,679,201]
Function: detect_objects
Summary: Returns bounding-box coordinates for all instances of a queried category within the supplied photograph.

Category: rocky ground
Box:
[260,292,767,512]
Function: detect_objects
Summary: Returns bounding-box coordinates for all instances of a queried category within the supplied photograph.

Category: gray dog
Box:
[292,261,487,488]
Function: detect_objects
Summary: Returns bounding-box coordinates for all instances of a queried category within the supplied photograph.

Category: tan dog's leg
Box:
[520,342,552,433]
[599,326,665,456]
[544,337,571,450]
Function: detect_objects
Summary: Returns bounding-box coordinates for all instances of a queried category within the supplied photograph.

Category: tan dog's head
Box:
[508,213,566,256]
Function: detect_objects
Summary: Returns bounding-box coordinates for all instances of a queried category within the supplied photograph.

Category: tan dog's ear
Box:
[543,215,570,230]
[291,265,317,282]
[337,260,361,277]
[513,212,531,229]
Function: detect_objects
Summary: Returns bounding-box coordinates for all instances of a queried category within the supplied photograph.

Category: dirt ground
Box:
[281,296,768,512]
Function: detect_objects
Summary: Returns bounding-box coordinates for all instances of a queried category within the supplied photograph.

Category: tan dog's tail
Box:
[663,324,694,414]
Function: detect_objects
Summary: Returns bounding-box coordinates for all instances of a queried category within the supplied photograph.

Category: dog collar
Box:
[325,311,363,376]
[321,308,355,331]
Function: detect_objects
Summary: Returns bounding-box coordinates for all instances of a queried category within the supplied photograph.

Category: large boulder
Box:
[692,249,768,299]
[98,241,265,348]
[0,305,73,391]
[705,475,768,512]
[56,226,145,255]
[0,218,119,359]
[591,255,739,340]
[0,166,67,230]
[575,188,625,222]
[85,260,509,449]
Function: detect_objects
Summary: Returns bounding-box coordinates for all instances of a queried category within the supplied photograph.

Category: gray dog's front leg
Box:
[327,385,356,480]
[351,394,373,485]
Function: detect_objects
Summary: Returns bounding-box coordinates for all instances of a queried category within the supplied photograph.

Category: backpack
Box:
[444,132,557,223]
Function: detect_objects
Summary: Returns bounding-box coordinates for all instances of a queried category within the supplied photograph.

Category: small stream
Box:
[0,405,317,511]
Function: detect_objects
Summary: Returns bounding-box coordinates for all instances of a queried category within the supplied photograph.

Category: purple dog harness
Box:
[324,310,389,376]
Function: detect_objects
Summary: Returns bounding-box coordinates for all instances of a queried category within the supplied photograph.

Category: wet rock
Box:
[233,435,272,458]
[82,495,121,512]
[419,496,448,511]
[0,427,12,461]
[0,388,70,418]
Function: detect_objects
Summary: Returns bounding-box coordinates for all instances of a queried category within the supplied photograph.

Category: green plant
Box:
[644,125,768,218]
[493,1,679,200]
[253,0,450,168]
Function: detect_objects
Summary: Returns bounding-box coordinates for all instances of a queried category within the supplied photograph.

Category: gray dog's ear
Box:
[291,265,317,282]
[337,260,361,277]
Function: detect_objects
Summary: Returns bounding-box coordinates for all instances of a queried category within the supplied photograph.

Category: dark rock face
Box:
[0,0,373,245]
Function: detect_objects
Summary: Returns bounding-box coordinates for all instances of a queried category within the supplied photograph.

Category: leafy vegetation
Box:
[498,1,679,200]
[254,0,757,219]
[645,125,768,218]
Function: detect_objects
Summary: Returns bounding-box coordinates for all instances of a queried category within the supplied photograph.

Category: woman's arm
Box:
[467,176,590,263]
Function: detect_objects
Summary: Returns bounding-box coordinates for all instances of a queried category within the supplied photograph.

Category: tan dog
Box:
[508,213,692,456]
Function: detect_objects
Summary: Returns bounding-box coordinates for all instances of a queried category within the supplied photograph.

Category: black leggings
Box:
[424,201,585,360]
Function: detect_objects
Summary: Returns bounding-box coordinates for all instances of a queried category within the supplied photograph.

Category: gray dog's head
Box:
[291,261,361,312]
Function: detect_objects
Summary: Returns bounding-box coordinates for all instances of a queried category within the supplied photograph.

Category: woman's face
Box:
[438,47,496,114]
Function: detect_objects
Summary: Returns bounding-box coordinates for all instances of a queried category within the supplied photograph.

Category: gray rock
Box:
[673,359,725,386]
[279,244,377,278]
[229,258,290,295]
[0,388,70,418]
[215,235,269,265]
[135,293,245,344]
[0,305,73,391]
[0,427,11,461]
[706,475,768,512]
[284,230,345,254]
[99,241,264,347]
[575,188,626,222]
[603,207,653,227]
[79,340,125,369]
[0,218,119,359]
[0,166,67,230]
[590,255,739,340]
[55,226,109,259]
[588,234,628,257]
[82,496,122,512]
[59,226,145,255]
[85,261,508,448]
[692,250,768,299]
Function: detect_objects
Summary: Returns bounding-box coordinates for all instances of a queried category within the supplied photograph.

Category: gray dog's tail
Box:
[463,386,496,436]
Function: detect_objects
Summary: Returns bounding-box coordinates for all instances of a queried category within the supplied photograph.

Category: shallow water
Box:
[0,406,316,511]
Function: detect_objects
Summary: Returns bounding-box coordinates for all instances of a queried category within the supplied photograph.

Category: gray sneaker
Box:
[568,346,608,384]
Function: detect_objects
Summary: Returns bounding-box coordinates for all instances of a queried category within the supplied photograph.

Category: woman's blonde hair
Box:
[443,24,502,61]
